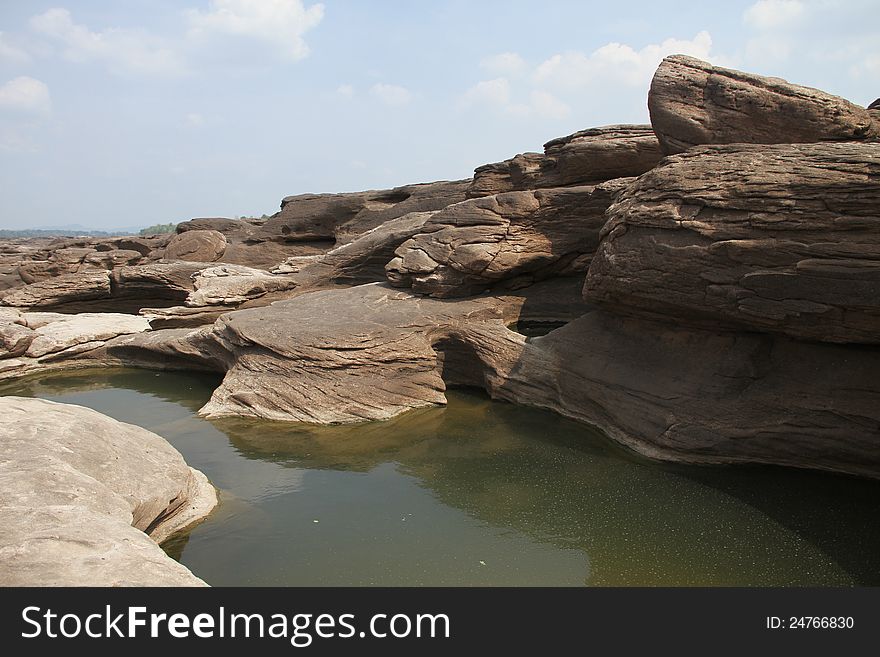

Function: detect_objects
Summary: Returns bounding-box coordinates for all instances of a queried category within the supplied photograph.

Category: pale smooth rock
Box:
[25,313,151,357]
[0,397,217,586]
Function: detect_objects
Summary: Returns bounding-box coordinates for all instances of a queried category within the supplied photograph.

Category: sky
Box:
[0,0,878,230]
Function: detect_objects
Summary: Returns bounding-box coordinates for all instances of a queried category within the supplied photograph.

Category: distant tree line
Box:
[138,222,178,236]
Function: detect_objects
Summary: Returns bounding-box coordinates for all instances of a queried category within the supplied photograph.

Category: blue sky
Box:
[1,0,878,230]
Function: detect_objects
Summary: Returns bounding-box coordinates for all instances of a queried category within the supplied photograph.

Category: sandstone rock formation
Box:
[0,311,154,380]
[436,309,880,479]
[163,229,227,262]
[258,180,471,245]
[1,51,880,514]
[585,142,880,343]
[275,211,438,285]
[0,396,216,586]
[1,270,111,308]
[649,55,879,154]
[184,264,297,307]
[194,279,587,423]
[387,180,629,297]
[467,125,661,197]
[24,313,150,358]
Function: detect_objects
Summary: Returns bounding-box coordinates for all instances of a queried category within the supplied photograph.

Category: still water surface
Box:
[5,368,879,586]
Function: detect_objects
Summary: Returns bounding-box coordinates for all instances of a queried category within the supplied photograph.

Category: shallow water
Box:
[4,368,880,586]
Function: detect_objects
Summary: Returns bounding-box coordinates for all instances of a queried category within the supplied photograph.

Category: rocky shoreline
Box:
[1,55,879,584]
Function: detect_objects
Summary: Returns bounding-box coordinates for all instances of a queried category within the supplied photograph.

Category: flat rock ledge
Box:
[0,397,217,586]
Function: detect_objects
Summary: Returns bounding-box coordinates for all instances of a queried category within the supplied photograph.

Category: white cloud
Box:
[186,0,324,61]
[458,77,511,109]
[458,33,719,122]
[370,83,412,106]
[30,8,185,77]
[457,78,570,119]
[336,83,354,99]
[480,52,527,77]
[0,32,31,65]
[185,112,205,127]
[0,76,51,115]
[529,90,570,119]
[744,0,805,29]
[534,31,716,89]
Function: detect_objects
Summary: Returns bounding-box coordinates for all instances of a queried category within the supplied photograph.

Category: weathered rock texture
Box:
[174,217,326,270]
[276,211,438,285]
[468,125,661,197]
[0,397,216,586]
[185,264,297,307]
[387,180,630,297]
[163,229,227,263]
[258,180,471,245]
[24,313,150,358]
[195,280,587,423]
[649,55,880,154]
[1,270,111,308]
[440,310,880,479]
[0,235,170,294]
[0,311,155,380]
[585,142,880,344]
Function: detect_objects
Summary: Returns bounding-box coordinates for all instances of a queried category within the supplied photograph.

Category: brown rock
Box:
[584,142,880,343]
[258,180,471,244]
[649,55,879,154]
[442,309,880,479]
[0,320,33,358]
[0,270,112,309]
[185,264,297,307]
[164,229,227,262]
[197,280,584,423]
[468,125,661,197]
[387,180,630,297]
[83,249,143,269]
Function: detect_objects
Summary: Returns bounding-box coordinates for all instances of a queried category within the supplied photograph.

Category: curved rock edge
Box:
[0,396,218,587]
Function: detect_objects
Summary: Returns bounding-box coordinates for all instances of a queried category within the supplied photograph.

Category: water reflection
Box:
[4,368,879,586]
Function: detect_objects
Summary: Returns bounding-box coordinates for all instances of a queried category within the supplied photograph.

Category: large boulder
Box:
[584,142,880,343]
[164,229,227,263]
[387,180,630,297]
[649,55,879,154]
[0,397,216,586]
[467,125,661,197]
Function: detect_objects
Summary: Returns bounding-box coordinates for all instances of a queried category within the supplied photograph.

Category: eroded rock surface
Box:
[387,180,629,297]
[0,397,216,586]
[585,142,880,343]
[197,280,587,423]
[1,270,111,308]
[185,264,298,307]
[164,229,227,263]
[441,310,880,478]
[258,180,470,244]
[649,55,879,154]
[468,125,661,197]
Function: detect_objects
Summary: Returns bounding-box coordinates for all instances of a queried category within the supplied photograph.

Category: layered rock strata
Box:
[649,55,880,154]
